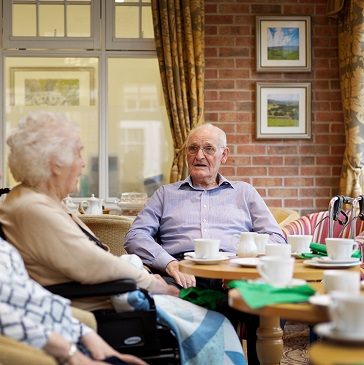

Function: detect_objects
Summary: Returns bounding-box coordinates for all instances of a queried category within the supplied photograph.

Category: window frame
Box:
[2,0,101,50]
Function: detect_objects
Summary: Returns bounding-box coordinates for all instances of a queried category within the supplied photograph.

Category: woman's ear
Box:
[50,160,62,175]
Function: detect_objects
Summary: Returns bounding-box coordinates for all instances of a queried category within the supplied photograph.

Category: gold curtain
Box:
[332,0,364,197]
[151,0,205,182]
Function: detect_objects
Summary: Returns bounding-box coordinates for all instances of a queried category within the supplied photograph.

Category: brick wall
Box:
[204,0,343,216]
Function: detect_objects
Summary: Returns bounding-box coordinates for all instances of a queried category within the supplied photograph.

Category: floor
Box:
[281,322,310,364]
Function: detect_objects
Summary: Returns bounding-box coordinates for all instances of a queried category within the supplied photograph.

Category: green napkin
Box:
[179,287,227,310]
[299,242,361,259]
[229,280,316,309]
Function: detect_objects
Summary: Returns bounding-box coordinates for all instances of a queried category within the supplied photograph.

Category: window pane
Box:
[68,5,91,37]
[13,5,36,36]
[39,5,65,37]
[115,6,139,38]
[4,57,99,199]
[141,6,153,38]
[108,58,172,197]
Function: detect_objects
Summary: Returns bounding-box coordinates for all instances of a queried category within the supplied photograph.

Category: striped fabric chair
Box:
[281,210,364,246]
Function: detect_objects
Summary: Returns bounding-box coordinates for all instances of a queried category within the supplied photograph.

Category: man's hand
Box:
[165,260,196,288]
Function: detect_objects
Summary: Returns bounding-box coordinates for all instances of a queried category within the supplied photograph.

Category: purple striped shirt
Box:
[124,174,286,271]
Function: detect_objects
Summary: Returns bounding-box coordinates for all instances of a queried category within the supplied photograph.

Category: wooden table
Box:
[179,258,360,365]
[309,341,364,365]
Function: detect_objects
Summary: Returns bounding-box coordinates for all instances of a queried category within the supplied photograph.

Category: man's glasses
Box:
[186,145,225,156]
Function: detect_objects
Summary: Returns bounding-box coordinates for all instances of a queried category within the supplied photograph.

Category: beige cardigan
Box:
[0,184,157,310]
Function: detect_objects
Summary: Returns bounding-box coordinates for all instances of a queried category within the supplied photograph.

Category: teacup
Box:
[257,256,295,286]
[329,291,364,336]
[323,270,360,294]
[325,238,358,261]
[194,238,220,259]
[265,243,291,258]
[287,235,312,254]
[254,234,270,254]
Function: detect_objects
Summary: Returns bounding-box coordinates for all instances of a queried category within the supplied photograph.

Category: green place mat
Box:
[299,242,361,259]
[229,280,316,309]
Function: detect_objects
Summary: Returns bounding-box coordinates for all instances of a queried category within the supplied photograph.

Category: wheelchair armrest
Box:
[45,279,137,299]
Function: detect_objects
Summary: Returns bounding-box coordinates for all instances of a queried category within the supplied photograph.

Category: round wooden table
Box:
[179,258,360,365]
[309,341,364,365]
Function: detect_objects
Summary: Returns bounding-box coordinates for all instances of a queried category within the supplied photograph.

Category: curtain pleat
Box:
[337,0,364,197]
[151,0,205,182]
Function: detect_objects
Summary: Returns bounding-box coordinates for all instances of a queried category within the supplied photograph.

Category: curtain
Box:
[330,0,364,197]
[151,0,205,182]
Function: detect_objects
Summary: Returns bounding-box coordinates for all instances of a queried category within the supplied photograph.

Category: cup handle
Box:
[80,201,88,214]
[352,242,359,253]
[231,234,240,251]
[257,262,269,283]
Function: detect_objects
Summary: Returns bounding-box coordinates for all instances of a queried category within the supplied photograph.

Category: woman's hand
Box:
[151,273,180,296]
[80,332,148,365]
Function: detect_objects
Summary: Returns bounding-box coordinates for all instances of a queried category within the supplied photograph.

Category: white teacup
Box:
[254,234,270,254]
[287,235,312,254]
[194,238,220,259]
[265,243,291,258]
[329,291,364,336]
[323,270,360,294]
[325,238,358,261]
[257,256,295,286]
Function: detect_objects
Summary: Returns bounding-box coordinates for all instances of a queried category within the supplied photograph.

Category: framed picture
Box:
[9,67,96,106]
[256,16,311,72]
[256,82,311,139]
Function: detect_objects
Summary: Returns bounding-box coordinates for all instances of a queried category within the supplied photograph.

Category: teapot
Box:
[63,195,79,215]
[231,232,258,258]
[80,194,104,215]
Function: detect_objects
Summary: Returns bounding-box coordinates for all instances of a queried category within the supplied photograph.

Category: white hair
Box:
[7,111,80,187]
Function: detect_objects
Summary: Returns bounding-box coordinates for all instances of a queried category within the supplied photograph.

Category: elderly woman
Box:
[0,111,179,311]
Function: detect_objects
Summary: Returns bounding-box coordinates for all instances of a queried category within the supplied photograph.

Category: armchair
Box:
[0,307,97,365]
[268,207,300,228]
[78,214,134,256]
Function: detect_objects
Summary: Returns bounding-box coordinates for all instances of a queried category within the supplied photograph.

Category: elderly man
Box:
[124,123,286,288]
[125,123,286,365]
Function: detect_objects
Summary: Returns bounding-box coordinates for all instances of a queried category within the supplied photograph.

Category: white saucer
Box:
[314,257,360,265]
[308,294,331,307]
[184,251,236,259]
[230,257,259,267]
[248,278,307,288]
[186,256,230,265]
[303,259,361,269]
[314,322,364,343]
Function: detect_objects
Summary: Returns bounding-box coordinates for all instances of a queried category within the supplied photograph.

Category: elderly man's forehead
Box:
[188,128,220,144]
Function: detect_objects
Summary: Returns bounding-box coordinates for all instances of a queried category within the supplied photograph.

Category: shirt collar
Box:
[177,173,234,190]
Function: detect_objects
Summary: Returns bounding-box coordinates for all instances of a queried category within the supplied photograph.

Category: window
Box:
[1,1,173,203]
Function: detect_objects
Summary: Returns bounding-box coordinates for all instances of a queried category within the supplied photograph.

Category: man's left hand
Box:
[165,261,196,288]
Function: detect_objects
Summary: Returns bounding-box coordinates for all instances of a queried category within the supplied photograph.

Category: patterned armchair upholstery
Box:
[281,210,364,246]
[0,307,97,365]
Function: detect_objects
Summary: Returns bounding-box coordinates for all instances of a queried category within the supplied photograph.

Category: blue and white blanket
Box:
[112,255,246,365]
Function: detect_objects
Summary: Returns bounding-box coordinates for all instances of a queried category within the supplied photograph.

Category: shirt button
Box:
[203,229,207,232]
[203,205,207,208]
[203,219,206,222]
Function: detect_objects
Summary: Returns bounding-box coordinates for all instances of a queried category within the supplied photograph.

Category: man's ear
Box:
[221,146,229,164]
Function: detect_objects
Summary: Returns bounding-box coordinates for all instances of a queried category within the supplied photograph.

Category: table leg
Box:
[256,315,283,365]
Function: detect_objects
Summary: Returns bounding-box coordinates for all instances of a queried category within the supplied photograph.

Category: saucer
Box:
[292,252,311,258]
[184,251,236,259]
[248,278,307,287]
[303,259,361,269]
[230,257,259,267]
[314,322,364,343]
[314,257,360,265]
[308,294,331,307]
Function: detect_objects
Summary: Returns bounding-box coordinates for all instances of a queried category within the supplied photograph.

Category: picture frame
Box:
[256,15,311,73]
[9,67,96,106]
[256,82,311,139]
